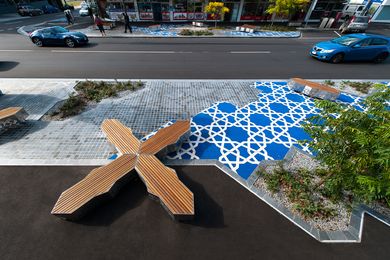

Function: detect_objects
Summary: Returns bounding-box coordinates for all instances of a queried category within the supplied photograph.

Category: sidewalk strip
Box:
[229,51,271,54]
[0,50,33,52]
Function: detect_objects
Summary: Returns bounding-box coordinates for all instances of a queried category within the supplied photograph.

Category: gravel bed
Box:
[254,151,351,231]
[320,80,380,97]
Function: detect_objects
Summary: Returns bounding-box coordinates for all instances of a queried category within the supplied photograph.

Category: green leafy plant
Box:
[56,80,144,119]
[260,24,297,31]
[179,29,214,36]
[59,92,87,117]
[301,84,390,206]
[266,0,310,24]
[340,81,373,93]
[323,80,335,86]
[260,166,336,219]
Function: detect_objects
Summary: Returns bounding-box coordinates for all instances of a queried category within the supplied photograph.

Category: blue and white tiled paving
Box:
[167,81,370,180]
[225,31,301,37]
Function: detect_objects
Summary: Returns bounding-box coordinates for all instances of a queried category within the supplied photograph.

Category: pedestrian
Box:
[64,10,73,25]
[123,12,132,34]
[88,6,93,20]
[94,15,106,37]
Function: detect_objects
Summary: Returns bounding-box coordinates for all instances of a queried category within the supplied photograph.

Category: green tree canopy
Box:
[266,0,310,18]
[302,84,390,206]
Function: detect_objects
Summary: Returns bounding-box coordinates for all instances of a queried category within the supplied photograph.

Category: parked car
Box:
[79,6,90,16]
[41,4,60,14]
[17,5,44,16]
[29,26,89,48]
[339,16,370,34]
[310,34,390,63]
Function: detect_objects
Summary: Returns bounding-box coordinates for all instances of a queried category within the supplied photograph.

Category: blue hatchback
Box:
[310,34,390,63]
[30,26,88,48]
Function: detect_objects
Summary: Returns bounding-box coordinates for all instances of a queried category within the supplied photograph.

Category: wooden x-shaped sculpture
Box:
[52,119,194,221]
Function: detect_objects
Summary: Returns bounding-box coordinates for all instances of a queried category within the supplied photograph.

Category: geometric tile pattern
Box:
[168,81,363,179]
[225,31,301,38]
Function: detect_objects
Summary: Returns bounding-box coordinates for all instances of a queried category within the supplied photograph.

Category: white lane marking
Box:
[334,30,341,37]
[0,50,33,52]
[229,51,271,54]
[51,50,192,54]
[7,28,14,31]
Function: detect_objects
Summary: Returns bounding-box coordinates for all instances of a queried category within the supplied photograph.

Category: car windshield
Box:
[51,27,68,34]
[331,36,361,46]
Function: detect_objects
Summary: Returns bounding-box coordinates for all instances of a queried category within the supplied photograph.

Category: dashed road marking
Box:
[229,51,271,54]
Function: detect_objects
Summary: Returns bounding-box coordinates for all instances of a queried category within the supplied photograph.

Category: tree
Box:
[266,0,310,24]
[302,84,390,206]
[205,2,230,28]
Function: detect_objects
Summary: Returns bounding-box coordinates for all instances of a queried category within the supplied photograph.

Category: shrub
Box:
[59,93,86,117]
[302,84,390,206]
[260,166,336,219]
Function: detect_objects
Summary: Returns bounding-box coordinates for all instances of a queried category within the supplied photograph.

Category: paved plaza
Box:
[0,79,258,164]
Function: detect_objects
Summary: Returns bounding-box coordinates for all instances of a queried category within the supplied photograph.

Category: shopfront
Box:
[105,0,311,22]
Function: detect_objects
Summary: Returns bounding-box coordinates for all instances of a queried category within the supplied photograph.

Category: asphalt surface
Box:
[0,165,389,260]
[1,30,390,79]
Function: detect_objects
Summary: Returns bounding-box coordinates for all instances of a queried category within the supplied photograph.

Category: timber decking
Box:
[51,154,137,220]
[136,154,194,217]
[101,119,140,154]
[0,107,24,120]
[291,78,340,94]
[140,120,190,155]
[52,119,194,221]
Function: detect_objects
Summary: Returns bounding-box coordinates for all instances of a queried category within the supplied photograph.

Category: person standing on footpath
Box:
[88,6,94,20]
[64,10,73,25]
[94,15,106,37]
[123,12,132,34]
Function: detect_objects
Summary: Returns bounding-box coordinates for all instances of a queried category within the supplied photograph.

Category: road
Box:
[0,30,390,79]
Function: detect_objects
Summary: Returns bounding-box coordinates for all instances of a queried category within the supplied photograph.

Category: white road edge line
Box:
[50,50,192,54]
[334,30,341,37]
[230,51,271,54]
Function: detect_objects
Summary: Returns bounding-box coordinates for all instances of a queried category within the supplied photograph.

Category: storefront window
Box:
[241,0,270,20]
[310,0,345,20]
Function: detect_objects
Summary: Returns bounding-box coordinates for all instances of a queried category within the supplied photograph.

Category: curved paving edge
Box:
[165,147,390,243]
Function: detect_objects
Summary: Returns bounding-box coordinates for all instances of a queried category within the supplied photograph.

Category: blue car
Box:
[30,26,88,48]
[310,34,390,63]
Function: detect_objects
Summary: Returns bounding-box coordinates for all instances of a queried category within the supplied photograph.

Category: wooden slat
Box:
[51,154,137,217]
[291,78,340,94]
[0,107,23,120]
[135,154,194,216]
[101,119,140,155]
[140,120,190,155]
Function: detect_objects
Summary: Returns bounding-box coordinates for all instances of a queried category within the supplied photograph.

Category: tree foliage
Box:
[205,2,230,27]
[266,0,310,18]
[302,84,390,206]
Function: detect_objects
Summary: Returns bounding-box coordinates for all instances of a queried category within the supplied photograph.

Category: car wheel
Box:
[373,52,389,63]
[65,38,76,48]
[330,53,344,64]
[32,37,43,47]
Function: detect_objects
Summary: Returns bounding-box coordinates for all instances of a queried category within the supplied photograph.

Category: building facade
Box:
[104,0,307,22]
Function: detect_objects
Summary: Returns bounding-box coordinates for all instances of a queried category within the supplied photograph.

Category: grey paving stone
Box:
[0,80,259,162]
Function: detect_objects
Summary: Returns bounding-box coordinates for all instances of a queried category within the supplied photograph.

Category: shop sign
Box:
[140,12,154,20]
[162,12,170,20]
[188,12,205,20]
[173,12,188,20]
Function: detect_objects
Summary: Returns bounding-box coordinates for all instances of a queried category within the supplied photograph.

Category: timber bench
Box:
[52,119,194,221]
[288,78,340,101]
[0,107,28,134]
[236,24,257,33]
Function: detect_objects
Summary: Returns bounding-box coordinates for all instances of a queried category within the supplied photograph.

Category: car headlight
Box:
[321,49,335,53]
